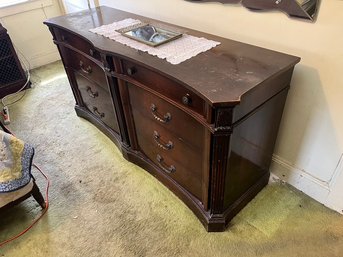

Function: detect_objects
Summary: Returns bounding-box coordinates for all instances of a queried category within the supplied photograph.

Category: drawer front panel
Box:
[122,59,205,117]
[67,49,108,92]
[76,72,119,133]
[128,83,206,200]
[55,28,101,61]
[128,83,205,149]
[134,111,204,173]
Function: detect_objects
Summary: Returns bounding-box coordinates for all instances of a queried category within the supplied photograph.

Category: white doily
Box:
[89,18,221,65]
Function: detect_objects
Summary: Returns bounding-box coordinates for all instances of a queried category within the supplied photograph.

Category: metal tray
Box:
[118,23,182,47]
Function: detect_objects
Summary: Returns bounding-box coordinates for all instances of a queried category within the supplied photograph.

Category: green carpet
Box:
[0,61,342,257]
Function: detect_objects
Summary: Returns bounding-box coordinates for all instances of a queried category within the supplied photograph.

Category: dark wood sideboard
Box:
[44,6,300,232]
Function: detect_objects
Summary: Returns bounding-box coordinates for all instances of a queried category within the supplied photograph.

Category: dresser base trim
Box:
[120,143,270,232]
[207,172,270,232]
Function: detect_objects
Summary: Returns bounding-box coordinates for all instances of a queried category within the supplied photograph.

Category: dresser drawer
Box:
[128,83,205,149]
[55,28,101,61]
[132,110,204,199]
[67,48,108,92]
[128,83,207,199]
[122,59,205,117]
[76,72,119,133]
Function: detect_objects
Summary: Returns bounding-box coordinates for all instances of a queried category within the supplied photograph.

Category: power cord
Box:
[0,126,50,248]
[1,53,31,107]
[0,109,10,125]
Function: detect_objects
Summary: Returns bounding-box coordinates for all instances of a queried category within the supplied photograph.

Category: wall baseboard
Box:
[28,50,61,69]
[270,154,330,204]
[326,195,343,214]
[271,154,343,215]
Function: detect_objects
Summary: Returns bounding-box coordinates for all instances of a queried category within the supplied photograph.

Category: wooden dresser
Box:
[44,6,300,232]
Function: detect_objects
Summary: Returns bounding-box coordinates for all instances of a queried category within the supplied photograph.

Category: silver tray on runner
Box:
[118,23,182,47]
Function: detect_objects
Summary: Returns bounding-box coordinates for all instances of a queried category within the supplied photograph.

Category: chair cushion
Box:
[0,130,34,193]
[0,179,34,208]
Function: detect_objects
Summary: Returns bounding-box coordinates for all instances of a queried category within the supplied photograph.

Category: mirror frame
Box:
[186,0,320,22]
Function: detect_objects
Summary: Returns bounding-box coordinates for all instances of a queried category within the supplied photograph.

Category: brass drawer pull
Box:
[127,67,137,75]
[153,131,174,150]
[93,107,105,118]
[156,154,176,174]
[150,104,171,123]
[79,60,92,74]
[86,87,98,98]
[182,94,192,106]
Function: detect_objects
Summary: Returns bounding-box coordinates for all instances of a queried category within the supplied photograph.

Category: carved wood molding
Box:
[186,0,320,22]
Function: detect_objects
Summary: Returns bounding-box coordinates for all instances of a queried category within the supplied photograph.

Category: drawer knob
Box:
[182,94,192,106]
[150,104,171,123]
[61,35,67,41]
[153,131,174,150]
[127,67,137,76]
[93,107,105,119]
[79,60,92,74]
[156,154,176,174]
[86,86,98,98]
[89,49,94,56]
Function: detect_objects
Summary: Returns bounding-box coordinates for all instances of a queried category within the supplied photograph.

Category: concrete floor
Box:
[1,61,343,256]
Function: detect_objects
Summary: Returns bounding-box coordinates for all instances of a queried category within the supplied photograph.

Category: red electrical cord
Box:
[0,126,50,248]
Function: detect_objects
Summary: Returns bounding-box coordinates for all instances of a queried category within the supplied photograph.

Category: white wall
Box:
[0,0,63,69]
[61,0,96,14]
[99,0,343,213]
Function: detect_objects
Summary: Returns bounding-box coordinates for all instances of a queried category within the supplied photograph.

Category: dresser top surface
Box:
[45,6,300,106]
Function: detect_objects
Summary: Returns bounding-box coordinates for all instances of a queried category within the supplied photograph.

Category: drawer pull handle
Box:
[153,131,174,150]
[93,107,105,118]
[182,94,192,106]
[156,154,176,174]
[79,60,92,74]
[150,104,171,123]
[127,67,137,76]
[86,87,98,98]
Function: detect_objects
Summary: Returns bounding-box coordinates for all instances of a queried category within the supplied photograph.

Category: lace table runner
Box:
[89,18,221,65]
